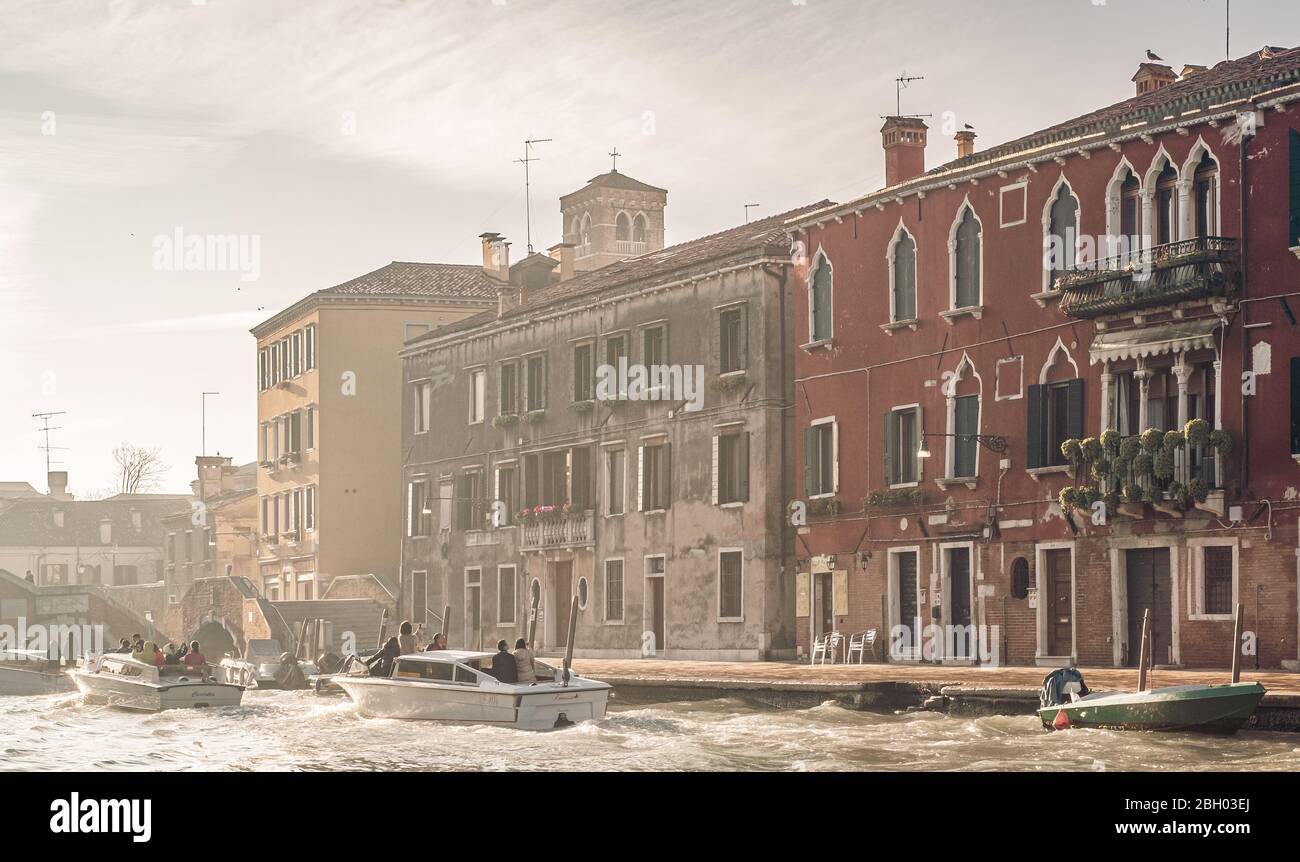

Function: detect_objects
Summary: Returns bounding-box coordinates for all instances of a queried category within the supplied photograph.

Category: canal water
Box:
[3,691,1298,771]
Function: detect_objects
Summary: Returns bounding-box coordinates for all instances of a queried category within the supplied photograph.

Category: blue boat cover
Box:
[1040,667,1090,708]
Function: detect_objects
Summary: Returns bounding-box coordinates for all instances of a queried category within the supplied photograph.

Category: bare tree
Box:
[112,443,169,494]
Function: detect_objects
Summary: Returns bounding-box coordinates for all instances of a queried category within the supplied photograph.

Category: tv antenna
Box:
[514,138,552,254]
[32,411,67,475]
[887,72,932,119]
[744,203,761,223]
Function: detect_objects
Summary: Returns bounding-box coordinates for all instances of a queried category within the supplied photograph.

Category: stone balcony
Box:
[519,510,595,552]
[1056,236,1239,319]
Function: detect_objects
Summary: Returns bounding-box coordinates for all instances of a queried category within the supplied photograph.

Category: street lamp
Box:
[917,432,1008,459]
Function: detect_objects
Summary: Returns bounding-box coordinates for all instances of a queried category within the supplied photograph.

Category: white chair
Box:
[823,631,844,665]
[810,633,830,664]
[846,629,877,664]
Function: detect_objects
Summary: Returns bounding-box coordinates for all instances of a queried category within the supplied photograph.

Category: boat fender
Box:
[1053,709,1071,731]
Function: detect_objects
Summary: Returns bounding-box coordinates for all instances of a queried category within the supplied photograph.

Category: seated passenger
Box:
[182,641,206,671]
[425,633,447,651]
[110,637,132,654]
[397,621,418,656]
[364,637,401,678]
[163,643,181,665]
[513,638,538,684]
[491,640,518,684]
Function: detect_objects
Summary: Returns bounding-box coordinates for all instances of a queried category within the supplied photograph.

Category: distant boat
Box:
[0,649,74,696]
[214,638,317,690]
[69,654,244,711]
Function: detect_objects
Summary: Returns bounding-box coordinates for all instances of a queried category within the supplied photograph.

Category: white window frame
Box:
[807,247,834,344]
[304,324,316,370]
[604,445,625,517]
[468,367,486,425]
[887,404,922,490]
[945,197,984,316]
[886,221,919,326]
[716,548,745,623]
[1040,174,1082,295]
[1188,537,1238,621]
[603,558,625,624]
[999,181,1029,228]
[887,546,924,661]
[808,416,838,499]
[943,354,983,483]
[497,564,518,626]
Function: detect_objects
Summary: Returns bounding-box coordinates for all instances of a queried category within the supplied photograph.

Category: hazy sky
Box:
[0,0,1294,495]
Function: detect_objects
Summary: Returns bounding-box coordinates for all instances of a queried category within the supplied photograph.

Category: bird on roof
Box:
[1146,49,1164,62]
[963,123,975,130]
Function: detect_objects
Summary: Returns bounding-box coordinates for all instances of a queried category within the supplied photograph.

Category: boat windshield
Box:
[391,659,481,685]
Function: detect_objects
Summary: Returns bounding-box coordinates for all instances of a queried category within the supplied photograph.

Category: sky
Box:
[0,0,1295,496]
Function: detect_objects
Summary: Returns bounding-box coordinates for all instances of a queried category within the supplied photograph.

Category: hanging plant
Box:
[1081,437,1103,464]
[1162,430,1185,453]
[1058,486,1078,512]
[1209,429,1233,456]
[1100,429,1121,459]
[1091,459,1112,481]
[1103,490,1121,513]
[524,410,546,425]
[1185,418,1210,448]
[1187,478,1210,503]
[1123,483,1146,504]
[1153,450,1175,480]
[1119,436,1142,462]
[1133,452,1154,478]
[491,413,519,429]
[570,400,594,414]
[1166,481,1189,508]
[1060,438,1083,467]
[1140,428,1164,454]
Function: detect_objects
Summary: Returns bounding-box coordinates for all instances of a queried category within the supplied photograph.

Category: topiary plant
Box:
[1091,459,1112,481]
[1060,438,1082,467]
[1081,437,1103,464]
[1153,450,1175,480]
[1167,481,1189,508]
[1162,430,1185,453]
[1119,436,1142,461]
[1185,418,1210,448]
[1141,428,1164,453]
[1187,477,1210,503]
[1123,483,1146,504]
[1058,486,1078,512]
[1133,452,1154,478]
[1103,490,1121,513]
[1209,429,1233,456]
[1101,429,1121,459]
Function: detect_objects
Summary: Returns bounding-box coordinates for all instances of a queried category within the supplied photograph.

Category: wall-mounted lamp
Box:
[917,432,1008,459]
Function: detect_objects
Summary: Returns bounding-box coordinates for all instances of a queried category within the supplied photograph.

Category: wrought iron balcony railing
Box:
[1056,236,1239,319]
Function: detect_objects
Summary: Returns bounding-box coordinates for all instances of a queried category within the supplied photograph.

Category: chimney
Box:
[1132,63,1176,96]
[548,242,576,282]
[479,232,510,281]
[48,470,70,501]
[881,116,928,188]
[954,128,977,160]
[196,454,234,500]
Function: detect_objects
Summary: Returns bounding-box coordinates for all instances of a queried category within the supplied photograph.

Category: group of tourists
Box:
[109,634,206,671]
[362,620,539,684]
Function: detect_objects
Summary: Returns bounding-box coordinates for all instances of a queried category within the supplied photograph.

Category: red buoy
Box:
[1053,709,1071,730]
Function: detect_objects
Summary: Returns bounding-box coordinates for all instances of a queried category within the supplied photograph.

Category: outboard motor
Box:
[1039,667,1089,709]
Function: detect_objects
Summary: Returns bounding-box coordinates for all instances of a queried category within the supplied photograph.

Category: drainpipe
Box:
[1238,114,1250,494]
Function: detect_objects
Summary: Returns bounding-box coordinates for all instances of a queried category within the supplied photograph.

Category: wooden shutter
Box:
[795,571,810,617]
[1290,129,1300,247]
[804,427,816,496]
[832,421,840,492]
[738,432,750,502]
[658,444,672,510]
[711,435,720,505]
[637,446,645,511]
[710,311,721,372]
[1291,357,1300,455]
[912,407,922,483]
[833,569,849,616]
[1066,378,1085,440]
[739,303,750,369]
[882,412,894,485]
[1026,384,1044,469]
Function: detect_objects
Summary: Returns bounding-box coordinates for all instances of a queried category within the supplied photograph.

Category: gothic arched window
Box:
[809,252,833,342]
[953,206,981,309]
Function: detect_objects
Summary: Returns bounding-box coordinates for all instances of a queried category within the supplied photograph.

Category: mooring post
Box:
[1137,608,1151,692]
[526,590,539,651]
[1231,602,1243,684]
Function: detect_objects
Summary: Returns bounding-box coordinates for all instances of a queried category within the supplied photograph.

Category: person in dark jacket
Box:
[491,639,518,684]
[365,637,401,678]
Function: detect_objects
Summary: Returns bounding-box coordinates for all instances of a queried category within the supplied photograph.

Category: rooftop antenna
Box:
[514,138,552,254]
[31,411,67,476]
[609,146,621,172]
[886,72,932,120]
[744,203,761,223]
[1226,0,1230,60]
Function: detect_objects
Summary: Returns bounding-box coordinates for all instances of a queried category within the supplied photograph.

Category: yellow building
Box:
[250,262,496,600]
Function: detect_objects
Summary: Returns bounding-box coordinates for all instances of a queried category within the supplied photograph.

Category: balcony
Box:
[519,510,595,552]
[615,240,647,256]
[1056,237,1239,320]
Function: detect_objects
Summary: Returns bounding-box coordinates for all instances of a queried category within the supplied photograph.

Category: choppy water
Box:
[2,690,1298,772]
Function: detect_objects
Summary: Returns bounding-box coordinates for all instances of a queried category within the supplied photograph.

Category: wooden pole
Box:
[1137,608,1151,692]
[442,604,451,645]
[526,589,539,651]
[1231,602,1243,683]
[561,594,579,686]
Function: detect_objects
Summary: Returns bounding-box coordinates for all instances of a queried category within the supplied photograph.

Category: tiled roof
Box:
[0,497,188,547]
[318,261,503,300]
[0,482,42,499]
[569,170,667,196]
[408,201,831,346]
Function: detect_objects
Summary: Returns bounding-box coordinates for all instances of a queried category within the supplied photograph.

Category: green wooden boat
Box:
[1038,681,1267,733]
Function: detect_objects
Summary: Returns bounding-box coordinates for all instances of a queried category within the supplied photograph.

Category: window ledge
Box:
[1030,289,1061,308]
[642,508,667,515]
[935,476,978,490]
[716,617,745,624]
[1026,465,1070,481]
[888,481,921,490]
[800,338,834,352]
[1189,613,1236,622]
[809,492,837,500]
[719,501,746,509]
[939,305,984,323]
[879,319,919,335]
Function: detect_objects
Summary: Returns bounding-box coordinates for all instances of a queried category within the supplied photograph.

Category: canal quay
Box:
[569,660,1300,732]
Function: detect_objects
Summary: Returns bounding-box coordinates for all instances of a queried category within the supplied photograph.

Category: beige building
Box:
[250,262,496,600]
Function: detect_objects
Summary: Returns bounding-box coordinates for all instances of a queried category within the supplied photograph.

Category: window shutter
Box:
[710,311,721,372]
[1289,129,1300,247]
[833,569,849,616]
[804,427,816,496]
[1066,378,1085,440]
[406,482,414,537]
[659,444,672,509]
[739,432,750,502]
[739,303,750,369]
[1291,357,1300,455]
[832,421,840,492]
[637,446,645,511]
[711,435,719,505]
[882,412,893,485]
[1026,384,1044,469]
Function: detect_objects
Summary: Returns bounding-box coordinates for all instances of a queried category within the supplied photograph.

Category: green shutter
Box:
[1289,130,1300,247]
[740,303,750,369]
[1066,378,1085,440]
[1291,357,1300,455]
[804,426,816,495]
[1026,385,1044,469]
[882,411,894,485]
[739,432,751,502]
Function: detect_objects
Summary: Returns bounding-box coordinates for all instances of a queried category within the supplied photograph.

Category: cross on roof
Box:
[609,146,621,172]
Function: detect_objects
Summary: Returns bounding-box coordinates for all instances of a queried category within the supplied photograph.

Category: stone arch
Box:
[1040,336,1079,385]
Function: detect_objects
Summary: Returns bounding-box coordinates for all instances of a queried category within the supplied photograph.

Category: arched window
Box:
[1155,162,1178,245]
[616,212,632,242]
[1046,183,1079,285]
[1119,169,1141,257]
[953,206,981,309]
[890,228,917,322]
[579,213,592,250]
[1192,151,1218,238]
[570,217,581,241]
[809,252,833,342]
[632,213,647,244]
[1010,557,1030,600]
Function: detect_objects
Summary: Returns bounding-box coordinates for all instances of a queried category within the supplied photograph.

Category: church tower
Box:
[559,163,667,273]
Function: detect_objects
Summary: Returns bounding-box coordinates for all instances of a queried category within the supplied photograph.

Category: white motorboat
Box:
[332,650,612,730]
[69,654,244,711]
[0,649,74,696]
[214,638,317,689]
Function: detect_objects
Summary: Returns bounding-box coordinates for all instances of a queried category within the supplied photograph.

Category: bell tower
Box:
[559,162,667,273]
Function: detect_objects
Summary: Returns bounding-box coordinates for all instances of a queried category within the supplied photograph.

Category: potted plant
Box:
[1118,482,1147,518]
[1185,418,1210,449]
[492,413,519,429]
[524,410,546,425]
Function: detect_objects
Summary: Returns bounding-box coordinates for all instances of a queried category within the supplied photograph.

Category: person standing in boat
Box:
[425,633,447,651]
[182,641,206,672]
[397,621,418,655]
[492,640,518,683]
[513,638,537,685]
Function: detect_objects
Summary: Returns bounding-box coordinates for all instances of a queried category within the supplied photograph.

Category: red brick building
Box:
[788,47,1300,671]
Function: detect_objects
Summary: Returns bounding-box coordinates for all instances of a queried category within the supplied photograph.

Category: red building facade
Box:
[788,48,1300,671]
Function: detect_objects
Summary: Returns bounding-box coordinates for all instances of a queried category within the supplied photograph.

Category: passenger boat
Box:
[1040,604,1266,734]
[214,639,317,689]
[332,649,611,730]
[69,654,244,711]
[0,649,74,695]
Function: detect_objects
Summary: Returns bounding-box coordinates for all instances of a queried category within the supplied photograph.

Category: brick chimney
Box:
[48,470,70,501]
[881,116,928,188]
[1132,63,1176,96]
[196,454,234,500]
[954,128,977,159]
[479,232,510,281]
[548,241,576,282]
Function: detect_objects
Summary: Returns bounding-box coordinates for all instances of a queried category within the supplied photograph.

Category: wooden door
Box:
[647,577,665,655]
[1045,549,1072,656]
[948,548,972,657]
[897,552,918,650]
[554,562,573,647]
[1126,548,1172,666]
[815,572,833,636]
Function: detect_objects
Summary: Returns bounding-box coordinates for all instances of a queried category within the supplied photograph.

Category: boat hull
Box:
[70,670,244,712]
[335,677,610,730]
[0,664,75,696]
[1039,682,1266,733]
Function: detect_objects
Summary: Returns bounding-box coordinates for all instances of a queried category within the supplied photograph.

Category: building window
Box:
[258,349,269,391]
[1027,379,1083,469]
[1192,151,1219,238]
[809,252,833,342]
[499,362,518,415]
[306,406,315,450]
[604,559,624,623]
[1155,162,1178,245]
[805,420,837,496]
[414,381,432,433]
[573,343,594,402]
[498,565,517,625]
[1291,357,1300,455]
[639,441,670,512]
[288,411,302,457]
[718,550,743,620]
[642,324,667,367]
[495,465,516,527]
[304,324,316,370]
[606,448,625,516]
[408,480,432,537]
[290,330,302,377]
[1010,557,1030,600]
[577,576,589,610]
[719,305,747,374]
[884,407,920,486]
[1202,545,1233,616]
[952,205,981,309]
[951,394,979,479]
[890,228,917,322]
[525,355,546,412]
[1119,169,1142,258]
[455,471,484,530]
[437,479,453,532]
[1046,183,1079,286]
[304,485,315,531]
[468,369,486,424]
[715,430,750,505]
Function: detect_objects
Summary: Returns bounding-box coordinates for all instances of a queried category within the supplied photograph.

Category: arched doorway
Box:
[192,620,238,660]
